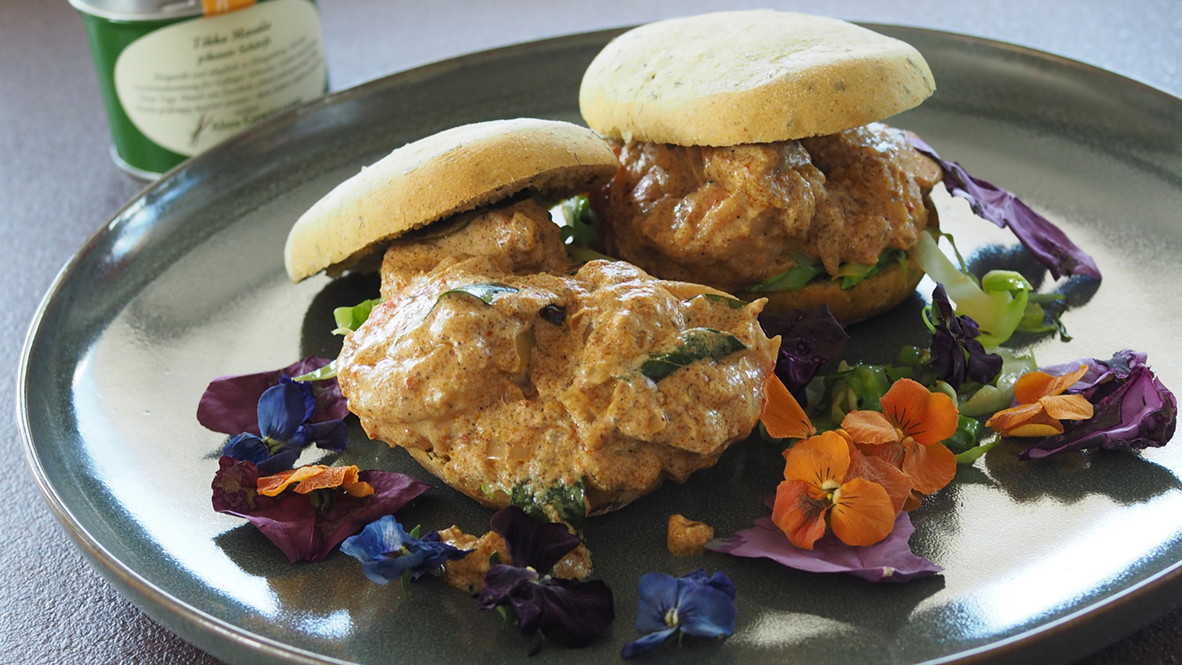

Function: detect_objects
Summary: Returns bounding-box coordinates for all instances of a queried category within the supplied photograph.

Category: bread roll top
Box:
[284,118,619,282]
[579,10,935,146]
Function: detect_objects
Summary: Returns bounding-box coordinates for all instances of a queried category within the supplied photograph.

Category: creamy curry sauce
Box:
[335,200,779,514]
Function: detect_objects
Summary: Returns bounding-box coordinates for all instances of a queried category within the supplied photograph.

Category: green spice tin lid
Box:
[68,0,204,21]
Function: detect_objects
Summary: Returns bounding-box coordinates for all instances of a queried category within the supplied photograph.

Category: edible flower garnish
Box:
[222,377,348,474]
[907,134,1102,281]
[257,464,373,497]
[925,285,1003,391]
[914,233,1034,347]
[772,430,898,549]
[620,570,737,659]
[477,507,614,650]
[211,457,430,563]
[1017,350,1177,459]
[197,356,346,435]
[708,512,942,582]
[842,378,959,495]
[985,365,1094,438]
[759,305,849,400]
[341,515,471,585]
[760,372,816,440]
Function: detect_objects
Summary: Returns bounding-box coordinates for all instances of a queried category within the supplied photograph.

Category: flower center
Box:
[664,607,680,628]
[821,479,841,504]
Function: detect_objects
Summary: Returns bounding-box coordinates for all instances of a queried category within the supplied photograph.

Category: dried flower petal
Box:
[211,457,430,562]
[257,464,373,497]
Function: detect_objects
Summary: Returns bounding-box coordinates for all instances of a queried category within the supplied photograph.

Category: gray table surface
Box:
[3,1,1180,663]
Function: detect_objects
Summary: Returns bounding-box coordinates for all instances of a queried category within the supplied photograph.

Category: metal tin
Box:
[71,0,327,179]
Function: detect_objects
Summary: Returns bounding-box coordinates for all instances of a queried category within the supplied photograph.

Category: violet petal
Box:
[490,506,581,574]
[534,577,615,648]
[621,628,677,659]
[257,380,315,443]
[198,357,346,435]
[341,515,470,584]
[478,564,540,610]
[928,285,1002,390]
[707,513,942,582]
[760,305,848,401]
[907,135,1101,281]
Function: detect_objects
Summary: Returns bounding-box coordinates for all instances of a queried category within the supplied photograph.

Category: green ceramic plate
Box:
[19,25,1182,665]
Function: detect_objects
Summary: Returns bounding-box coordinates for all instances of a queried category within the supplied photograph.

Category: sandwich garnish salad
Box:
[197,10,1176,656]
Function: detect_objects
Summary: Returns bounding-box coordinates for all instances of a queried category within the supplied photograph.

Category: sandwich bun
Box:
[579,10,935,146]
[579,11,940,323]
[284,118,621,282]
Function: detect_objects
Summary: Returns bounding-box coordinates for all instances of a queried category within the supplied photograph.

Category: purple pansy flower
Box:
[341,515,470,584]
[211,457,431,563]
[476,507,614,649]
[621,569,737,659]
[222,377,348,474]
[927,285,1003,390]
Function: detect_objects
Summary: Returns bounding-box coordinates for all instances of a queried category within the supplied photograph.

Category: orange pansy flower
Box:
[986,365,1094,437]
[772,430,897,550]
[841,378,959,495]
[257,464,375,498]
[760,372,816,440]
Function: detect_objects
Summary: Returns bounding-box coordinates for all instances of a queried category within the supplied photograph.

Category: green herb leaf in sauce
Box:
[292,360,338,382]
[641,328,748,382]
[509,479,588,530]
[690,293,748,309]
[437,283,520,306]
[333,298,381,335]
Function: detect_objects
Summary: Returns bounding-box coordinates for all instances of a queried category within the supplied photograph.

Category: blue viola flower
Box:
[222,377,348,475]
[621,569,737,659]
[476,507,614,649]
[341,515,469,584]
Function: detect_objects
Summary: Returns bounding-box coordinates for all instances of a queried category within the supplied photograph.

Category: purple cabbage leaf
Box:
[706,512,941,583]
[1021,350,1176,459]
[907,134,1101,282]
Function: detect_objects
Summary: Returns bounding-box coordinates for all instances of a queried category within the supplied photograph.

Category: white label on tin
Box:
[113,0,326,157]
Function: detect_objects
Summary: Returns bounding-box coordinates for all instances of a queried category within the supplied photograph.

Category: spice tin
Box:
[71,0,328,179]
